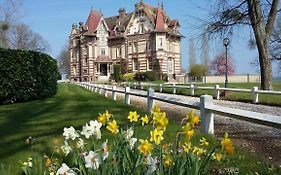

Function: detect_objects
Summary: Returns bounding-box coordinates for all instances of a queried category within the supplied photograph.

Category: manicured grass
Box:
[141,82,281,106]
[0,84,280,174]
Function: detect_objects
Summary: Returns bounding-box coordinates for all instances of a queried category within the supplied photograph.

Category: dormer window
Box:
[139,23,144,34]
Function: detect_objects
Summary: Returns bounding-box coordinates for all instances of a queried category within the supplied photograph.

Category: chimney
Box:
[118,8,126,18]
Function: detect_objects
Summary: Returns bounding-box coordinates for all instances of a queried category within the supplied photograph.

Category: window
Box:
[133,42,138,53]
[168,58,174,74]
[116,47,121,57]
[101,48,106,55]
[73,65,77,75]
[160,38,163,47]
[146,41,151,51]
[139,23,144,34]
[147,57,152,70]
[133,59,139,71]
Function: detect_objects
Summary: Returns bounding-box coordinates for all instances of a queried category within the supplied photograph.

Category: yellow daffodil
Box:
[182,123,194,139]
[45,158,52,167]
[153,111,168,130]
[98,110,111,124]
[193,115,200,125]
[186,109,200,126]
[164,155,173,167]
[200,137,209,147]
[150,129,164,145]
[106,120,119,134]
[192,146,205,156]
[221,133,234,155]
[140,115,149,126]
[182,142,192,153]
[212,153,223,162]
[152,105,161,114]
[138,139,153,155]
[128,111,140,123]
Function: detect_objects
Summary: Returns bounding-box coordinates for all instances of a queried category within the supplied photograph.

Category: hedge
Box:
[0,48,59,104]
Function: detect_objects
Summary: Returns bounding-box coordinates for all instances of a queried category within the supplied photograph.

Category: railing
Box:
[71,82,281,135]
[123,82,281,104]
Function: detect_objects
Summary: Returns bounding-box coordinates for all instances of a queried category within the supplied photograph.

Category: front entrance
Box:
[100,63,107,76]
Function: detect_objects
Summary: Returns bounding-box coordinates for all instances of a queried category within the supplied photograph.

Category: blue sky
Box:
[19,0,278,75]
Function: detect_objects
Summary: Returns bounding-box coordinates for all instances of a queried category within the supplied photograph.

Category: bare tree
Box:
[201,32,210,75]
[0,0,24,48]
[270,14,281,73]
[9,23,50,52]
[57,44,70,78]
[189,37,196,70]
[206,0,280,90]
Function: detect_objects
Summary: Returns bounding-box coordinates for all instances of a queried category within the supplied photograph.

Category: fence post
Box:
[90,85,94,91]
[94,84,98,93]
[149,83,151,89]
[190,84,195,96]
[159,84,163,93]
[125,86,130,105]
[173,83,176,94]
[104,85,108,97]
[215,85,220,100]
[140,83,143,90]
[99,85,102,95]
[112,86,117,101]
[200,95,214,134]
[147,88,154,114]
[252,86,259,104]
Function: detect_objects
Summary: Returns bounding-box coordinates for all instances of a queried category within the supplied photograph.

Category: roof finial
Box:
[161,1,164,10]
[158,0,160,7]
[140,0,144,4]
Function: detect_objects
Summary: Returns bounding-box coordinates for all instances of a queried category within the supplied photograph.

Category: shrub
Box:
[134,71,158,81]
[113,65,121,82]
[122,73,135,81]
[0,48,59,104]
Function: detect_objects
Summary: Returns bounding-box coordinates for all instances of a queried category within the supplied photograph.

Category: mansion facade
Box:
[69,0,182,82]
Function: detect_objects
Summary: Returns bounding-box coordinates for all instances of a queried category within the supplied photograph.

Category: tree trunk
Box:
[246,0,278,90]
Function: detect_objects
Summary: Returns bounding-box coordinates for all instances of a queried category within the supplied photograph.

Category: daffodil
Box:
[138,139,153,155]
[146,155,157,174]
[200,137,209,147]
[63,126,79,140]
[212,153,223,162]
[76,138,84,149]
[61,141,72,156]
[153,111,168,130]
[192,146,205,156]
[45,158,52,167]
[123,127,138,150]
[97,110,111,124]
[186,109,200,126]
[101,140,109,160]
[84,151,101,169]
[106,120,119,134]
[56,163,76,175]
[164,155,173,167]
[140,115,149,126]
[221,133,234,154]
[150,128,164,145]
[152,105,161,114]
[182,142,192,153]
[182,123,194,139]
[128,111,140,123]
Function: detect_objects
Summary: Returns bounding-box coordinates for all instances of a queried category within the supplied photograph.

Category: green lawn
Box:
[139,82,281,106]
[0,84,280,174]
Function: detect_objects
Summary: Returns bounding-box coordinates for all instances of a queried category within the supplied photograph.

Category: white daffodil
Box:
[128,137,138,150]
[101,140,109,160]
[81,124,92,139]
[123,127,137,150]
[56,163,76,175]
[76,138,84,149]
[89,120,102,139]
[146,155,157,175]
[61,141,72,156]
[124,127,134,140]
[85,151,101,169]
[63,126,79,140]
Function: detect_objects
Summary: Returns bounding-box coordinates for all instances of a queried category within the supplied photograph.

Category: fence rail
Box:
[71,82,281,135]
[123,82,281,104]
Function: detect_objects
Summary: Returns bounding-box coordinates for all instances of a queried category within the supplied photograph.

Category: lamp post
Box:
[223,38,230,88]
[78,22,83,82]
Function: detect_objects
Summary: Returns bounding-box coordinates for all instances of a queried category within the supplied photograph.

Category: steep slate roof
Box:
[86,10,102,32]
[104,13,133,31]
[154,7,166,32]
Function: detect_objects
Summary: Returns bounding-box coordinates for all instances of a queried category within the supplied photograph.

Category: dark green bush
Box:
[0,48,59,104]
[113,64,121,82]
[134,71,158,81]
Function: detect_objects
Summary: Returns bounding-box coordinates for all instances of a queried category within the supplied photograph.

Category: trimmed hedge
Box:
[0,48,59,104]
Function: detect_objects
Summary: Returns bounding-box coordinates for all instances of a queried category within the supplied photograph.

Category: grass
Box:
[0,84,280,174]
[138,82,281,106]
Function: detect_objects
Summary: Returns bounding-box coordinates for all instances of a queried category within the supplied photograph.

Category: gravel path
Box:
[104,87,281,166]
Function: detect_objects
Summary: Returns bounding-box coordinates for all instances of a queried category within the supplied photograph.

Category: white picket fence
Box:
[71,82,281,135]
[123,82,281,104]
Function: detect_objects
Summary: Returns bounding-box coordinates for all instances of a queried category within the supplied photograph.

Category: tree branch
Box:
[265,0,280,37]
